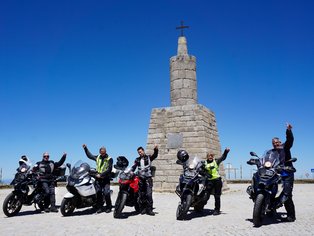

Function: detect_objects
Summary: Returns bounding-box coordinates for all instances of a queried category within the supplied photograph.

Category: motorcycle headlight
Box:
[264,161,272,168]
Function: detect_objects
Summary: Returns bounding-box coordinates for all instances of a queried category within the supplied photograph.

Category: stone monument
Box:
[146,24,227,191]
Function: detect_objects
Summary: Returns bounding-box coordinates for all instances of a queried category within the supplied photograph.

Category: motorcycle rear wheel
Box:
[60,198,76,216]
[134,201,140,213]
[114,192,127,218]
[253,193,265,227]
[37,201,46,211]
[194,203,205,212]
[176,194,192,220]
[3,192,23,217]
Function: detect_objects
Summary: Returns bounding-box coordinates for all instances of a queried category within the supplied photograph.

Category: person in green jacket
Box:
[82,144,113,213]
[204,148,230,215]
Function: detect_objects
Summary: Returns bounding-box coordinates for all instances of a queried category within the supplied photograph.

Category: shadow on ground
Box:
[246,211,292,227]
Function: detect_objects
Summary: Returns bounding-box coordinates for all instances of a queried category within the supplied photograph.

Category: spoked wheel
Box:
[3,193,23,217]
[176,194,192,220]
[114,192,127,218]
[253,193,265,227]
[60,198,76,216]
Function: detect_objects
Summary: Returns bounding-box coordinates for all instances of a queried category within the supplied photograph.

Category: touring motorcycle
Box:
[175,156,210,220]
[246,151,296,227]
[60,160,105,216]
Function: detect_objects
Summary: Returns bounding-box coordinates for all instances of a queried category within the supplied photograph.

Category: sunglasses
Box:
[43,155,50,158]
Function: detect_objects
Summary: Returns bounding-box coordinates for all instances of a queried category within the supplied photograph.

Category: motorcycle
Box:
[246,151,297,227]
[2,164,66,217]
[175,156,210,220]
[113,156,140,218]
[60,160,108,216]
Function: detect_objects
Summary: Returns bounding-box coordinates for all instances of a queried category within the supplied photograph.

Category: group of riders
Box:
[12,123,296,222]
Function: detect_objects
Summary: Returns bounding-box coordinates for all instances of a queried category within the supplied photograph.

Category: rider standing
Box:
[204,148,230,215]
[272,123,296,222]
[82,144,113,213]
[131,145,158,216]
[33,152,66,213]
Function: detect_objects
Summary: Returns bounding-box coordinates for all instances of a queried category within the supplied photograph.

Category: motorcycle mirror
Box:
[66,163,71,170]
[287,157,297,163]
[176,160,183,165]
[250,152,258,157]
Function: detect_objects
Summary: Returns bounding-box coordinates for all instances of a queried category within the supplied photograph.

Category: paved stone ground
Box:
[1,184,313,236]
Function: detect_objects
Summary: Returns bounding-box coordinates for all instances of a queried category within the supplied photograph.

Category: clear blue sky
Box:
[1,0,313,181]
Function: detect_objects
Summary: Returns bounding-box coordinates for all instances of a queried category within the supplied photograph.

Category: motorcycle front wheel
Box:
[2,192,23,217]
[114,192,127,218]
[60,198,76,216]
[253,193,265,227]
[176,194,192,220]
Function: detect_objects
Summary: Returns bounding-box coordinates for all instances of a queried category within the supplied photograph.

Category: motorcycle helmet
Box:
[177,150,189,163]
[19,155,29,165]
[114,156,129,170]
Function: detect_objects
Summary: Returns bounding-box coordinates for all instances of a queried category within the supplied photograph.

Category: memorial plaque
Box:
[167,133,183,149]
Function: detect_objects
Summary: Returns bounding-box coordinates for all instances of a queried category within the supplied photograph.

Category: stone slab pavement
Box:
[0,184,313,236]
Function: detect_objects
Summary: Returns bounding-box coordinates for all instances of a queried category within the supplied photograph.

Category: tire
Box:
[176,194,192,220]
[37,201,46,211]
[2,192,23,217]
[134,201,140,213]
[114,192,127,218]
[253,194,265,227]
[194,203,205,212]
[60,198,76,216]
[34,194,46,211]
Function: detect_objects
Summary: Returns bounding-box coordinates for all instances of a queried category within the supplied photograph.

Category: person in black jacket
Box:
[272,123,296,222]
[33,152,66,213]
[131,145,158,216]
[82,144,113,213]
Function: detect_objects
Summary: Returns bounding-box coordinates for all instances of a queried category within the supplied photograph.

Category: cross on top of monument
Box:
[176,21,189,36]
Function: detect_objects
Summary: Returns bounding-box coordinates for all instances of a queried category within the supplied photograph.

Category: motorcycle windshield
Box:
[183,156,202,178]
[260,151,281,168]
[71,160,91,180]
[17,164,31,173]
[119,167,133,180]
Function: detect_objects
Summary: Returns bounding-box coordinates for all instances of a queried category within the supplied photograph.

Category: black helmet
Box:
[114,156,129,170]
[177,150,189,162]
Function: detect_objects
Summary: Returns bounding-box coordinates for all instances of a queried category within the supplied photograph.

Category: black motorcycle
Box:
[2,165,66,217]
[246,151,296,227]
[113,156,140,218]
[175,157,210,220]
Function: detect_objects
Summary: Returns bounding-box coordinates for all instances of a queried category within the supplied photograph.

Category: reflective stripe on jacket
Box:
[204,160,220,180]
[138,156,152,178]
[96,155,111,173]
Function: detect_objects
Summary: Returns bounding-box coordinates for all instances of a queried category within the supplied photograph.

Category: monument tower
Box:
[146,22,227,191]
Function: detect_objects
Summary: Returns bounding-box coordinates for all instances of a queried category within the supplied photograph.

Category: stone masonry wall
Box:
[145,104,227,192]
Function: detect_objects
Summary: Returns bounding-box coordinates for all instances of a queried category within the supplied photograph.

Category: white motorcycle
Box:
[60,160,102,216]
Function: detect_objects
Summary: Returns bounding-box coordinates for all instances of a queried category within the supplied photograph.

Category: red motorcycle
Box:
[113,156,140,218]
